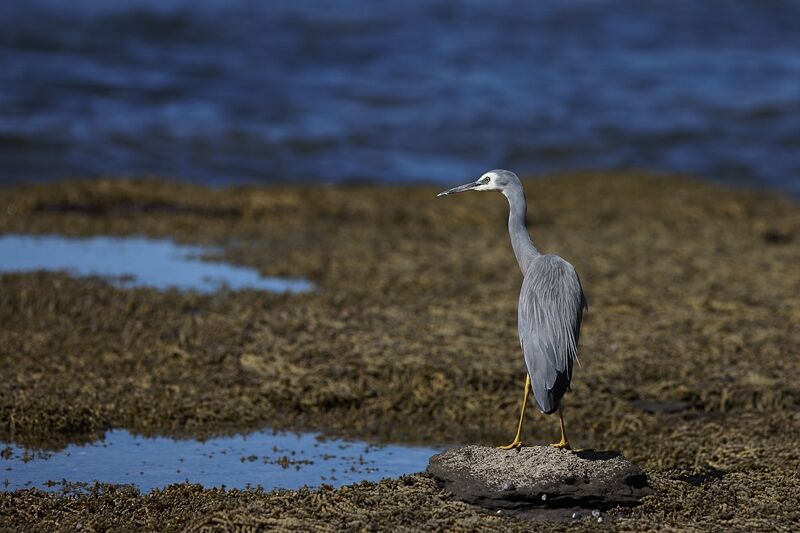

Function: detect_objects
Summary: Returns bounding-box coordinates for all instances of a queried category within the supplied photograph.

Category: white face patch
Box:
[473,171,500,191]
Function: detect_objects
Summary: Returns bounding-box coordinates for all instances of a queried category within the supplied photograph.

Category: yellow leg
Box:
[498,375,531,450]
[550,405,572,450]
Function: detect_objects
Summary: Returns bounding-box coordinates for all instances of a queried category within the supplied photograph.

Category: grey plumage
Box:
[438,169,587,415]
[519,254,586,413]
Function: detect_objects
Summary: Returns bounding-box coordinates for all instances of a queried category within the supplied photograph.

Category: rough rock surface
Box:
[427,445,653,520]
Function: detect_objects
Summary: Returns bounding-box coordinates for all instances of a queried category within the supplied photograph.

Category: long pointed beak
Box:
[437,180,480,197]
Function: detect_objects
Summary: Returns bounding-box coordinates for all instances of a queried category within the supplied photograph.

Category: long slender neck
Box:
[504,185,539,274]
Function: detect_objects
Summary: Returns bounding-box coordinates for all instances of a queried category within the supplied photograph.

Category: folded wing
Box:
[518,254,587,414]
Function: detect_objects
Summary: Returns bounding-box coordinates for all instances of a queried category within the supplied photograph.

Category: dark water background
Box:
[1,0,799,194]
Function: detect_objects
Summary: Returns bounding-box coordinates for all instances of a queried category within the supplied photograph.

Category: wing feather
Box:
[518,255,586,414]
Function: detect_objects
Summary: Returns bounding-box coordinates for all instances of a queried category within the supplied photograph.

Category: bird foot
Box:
[549,439,572,451]
[497,440,525,450]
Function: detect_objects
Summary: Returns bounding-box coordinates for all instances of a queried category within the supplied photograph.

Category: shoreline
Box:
[1,172,799,529]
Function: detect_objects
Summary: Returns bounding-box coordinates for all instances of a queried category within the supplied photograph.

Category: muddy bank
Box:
[1,172,800,529]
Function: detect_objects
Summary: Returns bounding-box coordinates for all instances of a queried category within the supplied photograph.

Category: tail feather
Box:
[530,369,569,414]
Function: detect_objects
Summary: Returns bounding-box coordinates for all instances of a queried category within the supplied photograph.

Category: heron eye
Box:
[481,177,490,184]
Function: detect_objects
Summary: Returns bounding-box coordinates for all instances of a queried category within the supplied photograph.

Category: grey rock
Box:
[427,445,653,521]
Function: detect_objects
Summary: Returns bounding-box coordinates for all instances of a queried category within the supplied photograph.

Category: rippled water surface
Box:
[1,429,438,492]
[1,1,799,194]
[0,235,313,293]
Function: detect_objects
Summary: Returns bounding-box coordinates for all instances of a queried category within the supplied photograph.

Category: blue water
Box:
[0,235,313,293]
[1,1,799,194]
[1,429,438,492]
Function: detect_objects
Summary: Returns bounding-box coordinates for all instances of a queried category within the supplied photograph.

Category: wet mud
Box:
[1,173,799,530]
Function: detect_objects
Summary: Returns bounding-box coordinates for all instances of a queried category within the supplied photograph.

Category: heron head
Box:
[437,169,521,197]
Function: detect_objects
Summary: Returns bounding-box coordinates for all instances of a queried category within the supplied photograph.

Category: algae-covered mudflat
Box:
[1,173,799,531]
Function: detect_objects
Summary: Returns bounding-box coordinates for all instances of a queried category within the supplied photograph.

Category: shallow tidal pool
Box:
[1,429,438,493]
[0,234,313,293]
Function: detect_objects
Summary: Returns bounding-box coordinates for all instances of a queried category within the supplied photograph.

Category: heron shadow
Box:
[574,449,622,462]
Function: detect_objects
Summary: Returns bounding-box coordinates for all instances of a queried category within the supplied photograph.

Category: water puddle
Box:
[0,235,313,293]
[1,429,438,493]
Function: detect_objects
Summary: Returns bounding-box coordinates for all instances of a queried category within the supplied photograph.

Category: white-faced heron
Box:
[438,169,587,450]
